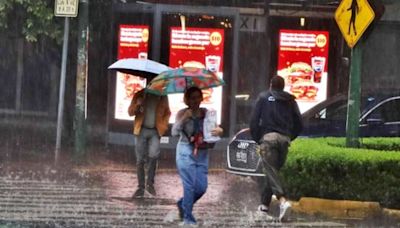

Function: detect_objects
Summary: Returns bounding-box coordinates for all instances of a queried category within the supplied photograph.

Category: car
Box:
[302,94,400,137]
[226,128,263,176]
[226,94,400,176]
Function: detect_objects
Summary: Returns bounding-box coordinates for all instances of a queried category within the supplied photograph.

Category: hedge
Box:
[282,137,400,209]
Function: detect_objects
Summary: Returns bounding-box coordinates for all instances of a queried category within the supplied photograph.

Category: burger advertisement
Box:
[115,24,149,120]
[168,27,225,124]
[277,29,329,113]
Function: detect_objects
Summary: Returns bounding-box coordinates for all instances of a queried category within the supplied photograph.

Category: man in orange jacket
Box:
[128,89,171,197]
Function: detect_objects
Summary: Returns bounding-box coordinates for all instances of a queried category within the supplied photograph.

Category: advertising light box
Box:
[277,29,329,113]
[114,25,149,120]
[168,27,225,124]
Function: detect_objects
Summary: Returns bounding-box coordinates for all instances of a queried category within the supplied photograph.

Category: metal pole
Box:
[55,17,70,164]
[345,41,362,148]
[228,9,240,138]
[74,0,89,162]
[15,39,24,113]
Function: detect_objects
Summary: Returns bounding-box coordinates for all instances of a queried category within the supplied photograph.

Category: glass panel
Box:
[370,99,400,123]
[160,12,233,130]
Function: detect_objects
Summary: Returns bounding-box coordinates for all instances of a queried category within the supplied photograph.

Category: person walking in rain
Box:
[171,86,223,226]
[249,75,303,222]
[128,88,171,198]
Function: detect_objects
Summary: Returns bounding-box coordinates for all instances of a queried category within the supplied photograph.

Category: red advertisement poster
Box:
[168,27,225,123]
[118,25,149,59]
[277,29,329,113]
[115,25,149,120]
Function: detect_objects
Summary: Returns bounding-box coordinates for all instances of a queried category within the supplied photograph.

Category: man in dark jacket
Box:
[249,75,303,222]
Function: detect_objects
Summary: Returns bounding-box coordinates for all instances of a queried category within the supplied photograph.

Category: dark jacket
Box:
[249,89,303,143]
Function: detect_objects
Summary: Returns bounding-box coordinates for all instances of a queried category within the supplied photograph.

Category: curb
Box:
[292,197,382,219]
[383,208,400,220]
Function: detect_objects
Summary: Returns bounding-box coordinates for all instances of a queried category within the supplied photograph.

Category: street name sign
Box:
[335,0,375,48]
[55,0,79,17]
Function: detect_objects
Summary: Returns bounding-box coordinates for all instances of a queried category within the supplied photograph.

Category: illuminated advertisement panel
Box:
[115,25,149,120]
[277,29,329,113]
[168,27,225,123]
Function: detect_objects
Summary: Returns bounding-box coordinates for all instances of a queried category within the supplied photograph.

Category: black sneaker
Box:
[177,202,184,221]
[257,204,269,213]
[256,204,274,221]
[146,185,157,196]
[132,188,144,198]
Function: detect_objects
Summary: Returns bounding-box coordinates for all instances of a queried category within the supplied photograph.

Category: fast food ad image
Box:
[311,56,326,83]
[290,81,319,101]
[182,60,205,68]
[202,87,213,103]
[168,27,225,124]
[121,73,146,99]
[182,60,213,103]
[205,55,221,73]
[114,73,146,120]
[278,62,314,85]
[278,61,327,103]
[277,29,329,112]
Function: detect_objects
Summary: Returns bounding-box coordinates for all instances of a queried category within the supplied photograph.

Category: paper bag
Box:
[203,109,220,143]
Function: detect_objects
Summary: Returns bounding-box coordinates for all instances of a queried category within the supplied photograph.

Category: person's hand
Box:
[211,126,223,136]
[133,98,144,114]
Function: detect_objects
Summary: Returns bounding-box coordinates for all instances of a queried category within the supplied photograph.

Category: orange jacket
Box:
[128,89,171,136]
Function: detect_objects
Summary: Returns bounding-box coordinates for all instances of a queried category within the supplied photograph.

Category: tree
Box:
[0,0,63,43]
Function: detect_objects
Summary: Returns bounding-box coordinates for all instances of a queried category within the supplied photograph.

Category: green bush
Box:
[328,137,400,151]
[282,137,400,209]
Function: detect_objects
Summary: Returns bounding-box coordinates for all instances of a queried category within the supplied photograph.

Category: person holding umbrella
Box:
[108,58,172,198]
[171,86,223,226]
[146,66,225,224]
[128,88,171,198]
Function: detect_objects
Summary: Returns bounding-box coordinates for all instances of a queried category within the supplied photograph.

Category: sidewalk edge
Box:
[291,197,396,220]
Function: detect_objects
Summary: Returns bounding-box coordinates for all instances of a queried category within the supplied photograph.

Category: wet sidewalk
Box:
[0,150,351,228]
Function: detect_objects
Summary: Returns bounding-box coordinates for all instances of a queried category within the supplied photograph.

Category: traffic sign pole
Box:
[335,0,376,148]
[345,40,363,148]
[54,0,79,164]
[55,17,70,164]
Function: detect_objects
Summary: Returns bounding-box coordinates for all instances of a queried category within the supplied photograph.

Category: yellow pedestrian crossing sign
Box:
[335,0,375,48]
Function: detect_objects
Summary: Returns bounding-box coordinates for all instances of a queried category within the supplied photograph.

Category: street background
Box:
[1,119,399,227]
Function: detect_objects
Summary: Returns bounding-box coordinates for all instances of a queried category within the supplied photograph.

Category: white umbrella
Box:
[108,58,171,79]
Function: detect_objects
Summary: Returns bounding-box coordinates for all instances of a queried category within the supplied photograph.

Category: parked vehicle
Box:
[302,94,400,137]
[226,128,263,176]
[226,94,400,176]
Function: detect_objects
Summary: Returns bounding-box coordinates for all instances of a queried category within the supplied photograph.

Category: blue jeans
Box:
[134,128,160,189]
[176,142,209,224]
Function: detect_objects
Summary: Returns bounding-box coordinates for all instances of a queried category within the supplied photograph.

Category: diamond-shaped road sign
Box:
[335,0,375,48]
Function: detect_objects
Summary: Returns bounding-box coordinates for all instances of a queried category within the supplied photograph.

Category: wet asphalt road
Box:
[0,121,398,227]
[0,156,350,228]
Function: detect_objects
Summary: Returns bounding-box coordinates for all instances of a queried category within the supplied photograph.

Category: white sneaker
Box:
[163,210,180,223]
[278,201,291,222]
[178,221,198,227]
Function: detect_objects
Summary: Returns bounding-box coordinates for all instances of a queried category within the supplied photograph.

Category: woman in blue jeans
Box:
[171,87,223,226]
